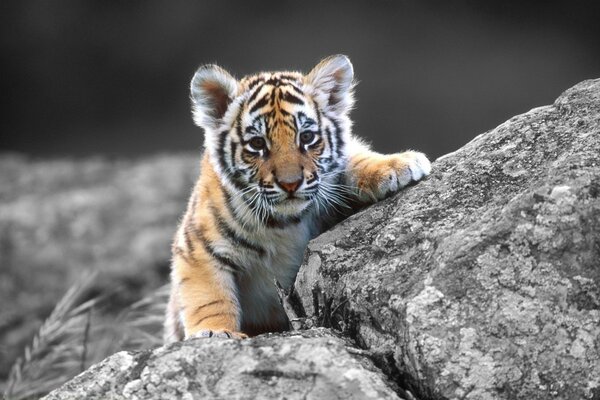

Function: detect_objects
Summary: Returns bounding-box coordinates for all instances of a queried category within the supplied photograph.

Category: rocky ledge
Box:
[42,329,402,400]
[44,79,600,400]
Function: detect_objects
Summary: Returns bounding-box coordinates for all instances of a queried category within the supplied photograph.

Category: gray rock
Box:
[42,328,402,400]
[292,79,600,399]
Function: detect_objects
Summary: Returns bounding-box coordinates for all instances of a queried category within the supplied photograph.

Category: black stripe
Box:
[220,182,272,231]
[306,174,318,185]
[278,107,291,116]
[297,112,317,130]
[185,219,204,244]
[265,205,312,229]
[330,118,345,158]
[173,246,194,265]
[249,95,269,114]
[247,115,262,134]
[217,130,230,174]
[187,218,245,273]
[277,74,300,81]
[213,252,244,273]
[315,108,322,127]
[292,113,301,129]
[277,115,295,130]
[183,223,196,253]
[221,189,240,221]
[230,141,238,167]
[325,126,334,158]
[247,77,265,91]
[211,206,266,256]
[287,82,304,95]
[314,108,325,156]
[221,187,261,231]
[328,160,341,174]
[265,77,283,86]
[195,300,224,314]
[231,108,255,189]
[241,150,261,166]
[299,143,307,154]
[235,111,244,140]
[282,91,304,105]
[217,129,246,192]
[195,312,235,327]
[353,156,371,169]
[247,83,264,105]
[266,215,302,229]
[314,139,325,157]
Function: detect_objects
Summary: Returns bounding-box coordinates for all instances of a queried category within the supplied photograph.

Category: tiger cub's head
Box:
[190,55,354,221]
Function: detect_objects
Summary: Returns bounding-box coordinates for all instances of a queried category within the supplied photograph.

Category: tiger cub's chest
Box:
[253,218,317,289]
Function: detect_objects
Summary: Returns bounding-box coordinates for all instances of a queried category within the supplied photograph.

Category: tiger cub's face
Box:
[190,55,354,221]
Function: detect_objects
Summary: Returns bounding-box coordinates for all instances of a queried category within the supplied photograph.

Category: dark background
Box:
[1,1,600,160]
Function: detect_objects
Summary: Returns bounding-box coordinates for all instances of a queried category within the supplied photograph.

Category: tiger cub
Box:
[164,55,431,342]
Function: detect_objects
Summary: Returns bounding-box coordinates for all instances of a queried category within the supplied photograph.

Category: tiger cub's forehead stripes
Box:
[241,73,313,139]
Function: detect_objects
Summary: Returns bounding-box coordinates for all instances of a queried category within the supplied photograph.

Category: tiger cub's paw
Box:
[356,151,431,201]
[188,329,248,340]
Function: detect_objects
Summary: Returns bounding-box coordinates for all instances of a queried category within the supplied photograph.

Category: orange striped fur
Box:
[164,55,431,342]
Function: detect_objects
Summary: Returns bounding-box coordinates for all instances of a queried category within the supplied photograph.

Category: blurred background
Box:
[2,0,599,159]
[1,0,599,397]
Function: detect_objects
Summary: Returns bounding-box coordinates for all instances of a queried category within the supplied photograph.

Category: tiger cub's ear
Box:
[305,54,355,115]
[190,65,238,130]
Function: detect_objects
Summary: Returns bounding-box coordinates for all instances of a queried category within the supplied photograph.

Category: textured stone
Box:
[292,79,600,400]
[42,329,402,400]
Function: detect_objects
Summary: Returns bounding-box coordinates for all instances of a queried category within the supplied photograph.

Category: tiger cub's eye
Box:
[249,137,266,150]
[299,131,315,145]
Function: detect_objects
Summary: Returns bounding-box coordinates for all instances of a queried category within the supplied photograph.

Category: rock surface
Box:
[292,79,600,399]
[42,329,402,400]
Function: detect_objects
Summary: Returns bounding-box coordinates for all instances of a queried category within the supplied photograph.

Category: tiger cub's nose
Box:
[276,177,303,193]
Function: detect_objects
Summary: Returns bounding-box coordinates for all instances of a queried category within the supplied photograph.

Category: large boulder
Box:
[42,329,402,400]
[293,79,600,399]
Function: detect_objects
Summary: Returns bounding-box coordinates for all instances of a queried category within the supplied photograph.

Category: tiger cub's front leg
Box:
[170,250,247,340]
[347,150,431,202]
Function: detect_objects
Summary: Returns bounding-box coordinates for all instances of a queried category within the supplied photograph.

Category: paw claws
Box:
[352,151,431,202]
[372,151,431,200]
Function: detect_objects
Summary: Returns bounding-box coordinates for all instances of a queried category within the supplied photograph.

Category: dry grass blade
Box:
[4,272,100,400]
[115,284,170,351]
[4,279,170,400]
